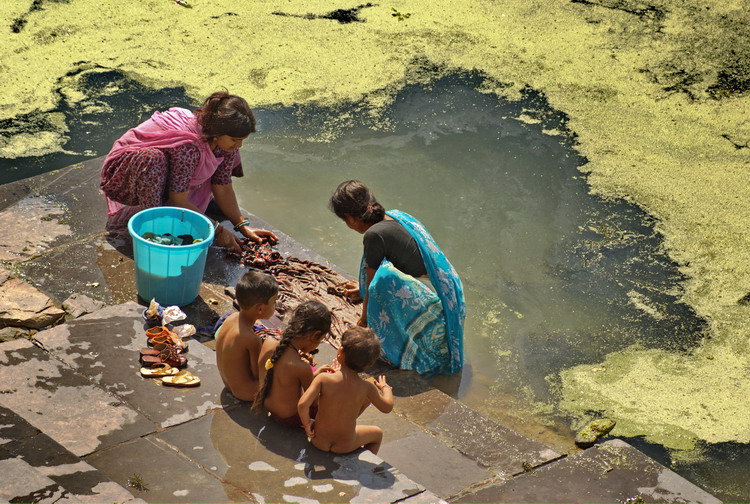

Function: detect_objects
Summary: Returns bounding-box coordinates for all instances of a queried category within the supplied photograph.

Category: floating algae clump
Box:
[575,418,616,449]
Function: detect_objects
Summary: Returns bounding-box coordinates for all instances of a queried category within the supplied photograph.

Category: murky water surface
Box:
[237,73,706,405]
[1,71,747,501]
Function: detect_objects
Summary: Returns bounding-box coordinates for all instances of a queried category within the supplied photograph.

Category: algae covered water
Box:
[1,70,748,500]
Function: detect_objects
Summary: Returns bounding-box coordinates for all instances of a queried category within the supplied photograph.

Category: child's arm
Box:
[298,362,335,392]
[298,374,324,438]
[367,375,394,413]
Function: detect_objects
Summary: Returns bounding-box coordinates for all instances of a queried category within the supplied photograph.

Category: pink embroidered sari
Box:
[101,107,234,215]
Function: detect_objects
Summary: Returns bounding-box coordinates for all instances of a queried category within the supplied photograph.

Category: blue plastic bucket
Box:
[128,207,215,306]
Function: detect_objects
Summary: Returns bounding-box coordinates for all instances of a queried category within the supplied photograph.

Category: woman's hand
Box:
[239,226,279,244]
[343,281,362,302]
[214,225,243,253]
[357,312,368,327]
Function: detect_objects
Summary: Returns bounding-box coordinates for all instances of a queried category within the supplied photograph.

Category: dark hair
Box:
[253,300,332,409]
[235,270,278,310]
[194,91,256,139]
[328,180,385,225]
[340,326,381,372]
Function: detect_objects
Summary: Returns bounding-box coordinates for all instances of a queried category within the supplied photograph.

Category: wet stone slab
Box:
[424,399,563,471]
[153,405,426,504]
[84,436,240,503]
[19,233,137,306]
[391,373,562,474]
[359,404,492,499]
[34,302,234,428]
[375,426,491,499]
[0,457,74,504]
[0,159,106,264]
[0,405,144,504]
[0,338,154,457]
[455,439,722,504]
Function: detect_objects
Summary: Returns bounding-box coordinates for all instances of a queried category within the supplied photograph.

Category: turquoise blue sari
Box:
[359,210,465,375]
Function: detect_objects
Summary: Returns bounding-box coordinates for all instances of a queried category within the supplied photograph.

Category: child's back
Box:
[216,313,263,401]
[298,327,393,454]
[254,300,333,427]
[257,338,313,420]
[215,271,278,402]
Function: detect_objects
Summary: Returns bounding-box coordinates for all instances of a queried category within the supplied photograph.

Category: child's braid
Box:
[252,300,331,410]
[252,331,295,410]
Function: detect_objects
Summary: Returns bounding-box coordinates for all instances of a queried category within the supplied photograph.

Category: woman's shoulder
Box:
[365,218,410,239]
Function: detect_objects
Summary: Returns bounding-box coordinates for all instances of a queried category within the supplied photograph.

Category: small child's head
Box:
[283,300,332,352]
[339,326,381,372]
[235,270,279,319]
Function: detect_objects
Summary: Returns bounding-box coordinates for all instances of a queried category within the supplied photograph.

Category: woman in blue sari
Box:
[328,180,465,375]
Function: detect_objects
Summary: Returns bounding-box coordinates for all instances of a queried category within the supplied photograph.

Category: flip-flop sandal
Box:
[162,370,200,387]
[140,363,179,377]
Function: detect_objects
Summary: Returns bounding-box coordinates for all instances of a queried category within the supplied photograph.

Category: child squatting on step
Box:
[298,326,394,454]
[215,270,279,401]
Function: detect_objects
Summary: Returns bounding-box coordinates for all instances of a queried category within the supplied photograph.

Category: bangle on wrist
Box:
[233,219,251,231]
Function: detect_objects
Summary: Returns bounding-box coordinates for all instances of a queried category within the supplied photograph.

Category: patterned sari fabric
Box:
[359,210,465,375]
[100,107,239,216]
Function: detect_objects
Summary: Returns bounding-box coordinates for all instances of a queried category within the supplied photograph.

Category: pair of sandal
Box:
[140,363,201,387]
[140,342,187,368]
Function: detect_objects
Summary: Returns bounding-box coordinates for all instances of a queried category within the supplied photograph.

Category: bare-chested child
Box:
[253,300,334,427]
[298,327,394,454]
[215,270,279,401]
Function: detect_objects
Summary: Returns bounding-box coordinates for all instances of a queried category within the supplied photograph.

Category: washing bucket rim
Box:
[127,206,215,249]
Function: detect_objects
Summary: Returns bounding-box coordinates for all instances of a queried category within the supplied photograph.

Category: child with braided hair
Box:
[253,300,335,427]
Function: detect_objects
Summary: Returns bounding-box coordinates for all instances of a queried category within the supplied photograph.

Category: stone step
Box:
[453,438,722,504]
[0,159,724,503]
[0,404,143,504]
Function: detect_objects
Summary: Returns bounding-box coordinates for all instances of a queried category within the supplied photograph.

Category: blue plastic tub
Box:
[128,207,215,306]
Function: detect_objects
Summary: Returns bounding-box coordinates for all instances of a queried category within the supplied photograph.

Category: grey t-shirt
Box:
[363,219,427,277]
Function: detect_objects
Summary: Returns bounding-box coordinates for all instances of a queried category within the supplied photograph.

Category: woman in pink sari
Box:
[100,91,277,252]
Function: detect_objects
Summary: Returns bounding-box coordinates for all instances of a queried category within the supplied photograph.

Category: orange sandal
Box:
[149,332,187,351]
[146,326,170,340]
